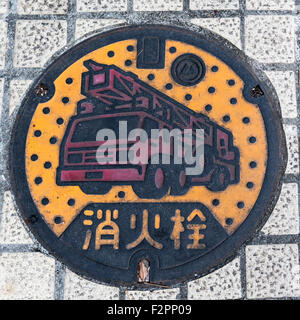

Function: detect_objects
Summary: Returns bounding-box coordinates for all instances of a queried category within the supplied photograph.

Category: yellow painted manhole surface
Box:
[10,25,287,286]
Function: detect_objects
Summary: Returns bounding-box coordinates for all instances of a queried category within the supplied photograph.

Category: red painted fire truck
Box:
[57,60,239,198]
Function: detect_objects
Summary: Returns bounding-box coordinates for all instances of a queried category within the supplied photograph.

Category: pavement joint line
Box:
[127,0,134,13]
[283,174,300,184]
[283,118,299,125]
[295,0,300,299]
[239,0,247,299]
[179,282,188,300]
[239,246,247,300]
[54,260,66,300]
[239,0,246,51]
[249,234,300,245]
[0,10,298,21]
[182,0,190,13]
[119,286,127,300]
[0,244,41,252]
[66,0,77,44]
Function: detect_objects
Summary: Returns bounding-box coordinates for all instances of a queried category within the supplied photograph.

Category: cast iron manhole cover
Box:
[10,24,287,287]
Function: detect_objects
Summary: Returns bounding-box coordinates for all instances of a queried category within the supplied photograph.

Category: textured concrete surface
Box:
[14,20,67,67]
[246,244,300,299]
[191,17,241,49]
[125,288,180,300]
[265,71,297,119]
[188,258,242,300]
[245,15,295,63]
[0,0,299,300]
[0,252,55,300]
[64,269,120,300]
[261,183,299,235]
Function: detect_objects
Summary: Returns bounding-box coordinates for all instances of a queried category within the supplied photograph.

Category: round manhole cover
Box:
[10,24,287,287]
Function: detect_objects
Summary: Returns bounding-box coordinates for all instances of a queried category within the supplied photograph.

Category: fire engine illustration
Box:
[57,60,240,198]
[12,26,285,285]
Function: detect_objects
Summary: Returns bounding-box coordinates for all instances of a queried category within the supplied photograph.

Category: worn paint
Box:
[25,39,267,237]
[10,25,286,286]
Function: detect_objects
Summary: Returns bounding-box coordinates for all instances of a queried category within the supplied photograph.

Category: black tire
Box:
[206,166,230,192]
[132,164,169,199]
[79,182,111,195]
[169,165,191,196]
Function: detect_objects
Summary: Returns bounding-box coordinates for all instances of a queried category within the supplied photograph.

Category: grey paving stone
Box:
[9,79,32,115]
[14,20,67,68]
[133,0,183,11]
[0,191,34,244]
[77,0,127,12]
[0,20,7,70]
[190,0,239,10]
[261,183,299,235]
[188,258,242,300]
[0,77,3,118]
[0,0,8,14]
[246,0,295,10]
[17,0,69,14]
[246,244,300,299]
[0,252,55,300]
[245,15,295,63]
[265,71,297,119]
[191,17,241,49]
[75,19,126,40]
[64,269,119,300]
[125,288,180,300]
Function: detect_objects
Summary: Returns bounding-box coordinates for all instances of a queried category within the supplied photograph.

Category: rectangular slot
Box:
[137,36,165,69]
[85,171,103,179]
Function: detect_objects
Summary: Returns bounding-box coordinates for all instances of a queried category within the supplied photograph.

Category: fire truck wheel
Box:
[170,166,191,196]
[79,182,111,195]
[206,166,230,192]
[132,164,169,199]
